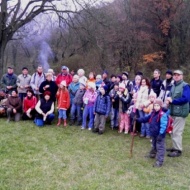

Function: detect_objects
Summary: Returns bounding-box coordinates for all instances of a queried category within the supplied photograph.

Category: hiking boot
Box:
[98,131,103,135]
[57,118,61,126]
[166,148,176,152]
[167,150,182,157]
[63,119,67,127]
[153,161,163,168]
[149,153,156,158]
[92,128,99,133]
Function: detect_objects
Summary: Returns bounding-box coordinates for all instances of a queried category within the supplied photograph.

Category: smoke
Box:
[38,41,54,72]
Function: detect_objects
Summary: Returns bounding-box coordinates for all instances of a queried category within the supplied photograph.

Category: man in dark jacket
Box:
[166,70,190,157]
[1,66,17,94]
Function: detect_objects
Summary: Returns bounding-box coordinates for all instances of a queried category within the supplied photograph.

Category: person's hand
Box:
[35,87,39,91]
[7,86,12,89]
[13,108,17,114]
[166,97,172,103]
[45,85,50,89]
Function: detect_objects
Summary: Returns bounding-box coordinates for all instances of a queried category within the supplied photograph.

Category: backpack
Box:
[158,111,174,134]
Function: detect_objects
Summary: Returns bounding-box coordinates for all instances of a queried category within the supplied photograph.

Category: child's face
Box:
[89,73,94,79]
[96,77,101,82]
[100,87,105,95]
[44,95,50,101]
[122,74,127,80]
[73,77,78,83]
[119,88,124,92]
[27,91,32,97]
[141,79,146,87]
[114,85,119,91]
[154,104,161,112]
[111,77,116,82]
[116,77,121,83]
[149,96,156,103]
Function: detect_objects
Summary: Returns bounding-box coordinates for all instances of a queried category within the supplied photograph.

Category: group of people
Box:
[0,65,189,168]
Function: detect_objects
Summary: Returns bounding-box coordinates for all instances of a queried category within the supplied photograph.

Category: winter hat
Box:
[122,72,129,78]
[88,82,96,90]
[153,98,163,107]
[60,80,67,87]
[119,83,125,90]
[149,92,157,98]
[44,91,51,97]
[62,66,68,70]
[96,74,102,80]
[102,70,108,75]
[166,70,173,76]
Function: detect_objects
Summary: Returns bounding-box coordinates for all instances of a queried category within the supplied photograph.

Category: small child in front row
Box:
[118,83,131,134]
[137,99,168,167]
[93,86,111,134]
[56,80,70,127]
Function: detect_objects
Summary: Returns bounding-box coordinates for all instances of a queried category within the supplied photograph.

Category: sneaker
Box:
[167,150,182,157]
[146,136,150,139]
[139,134,145,138]
[92,128,99,133]
[124,131,128,134]
[118,131,122,133]
[153,161,163,168]
[88,128,92,131]
[81,126,85,130]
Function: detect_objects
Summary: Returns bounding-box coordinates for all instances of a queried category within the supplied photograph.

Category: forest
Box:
[1,0,190,80]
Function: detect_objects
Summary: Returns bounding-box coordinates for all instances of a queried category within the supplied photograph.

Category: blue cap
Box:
[62,66,68,70]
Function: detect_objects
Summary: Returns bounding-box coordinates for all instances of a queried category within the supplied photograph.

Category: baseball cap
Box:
[173,70,183,75]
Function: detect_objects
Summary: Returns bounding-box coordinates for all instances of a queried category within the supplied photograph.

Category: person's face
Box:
[11,91,17,96]
[119,87,124,92]
[135,76,141,85]
[173,73,183,82]
[100,87,105,95]
[44,95,50,101]
[62,69,67,74]
[116,77,121,82]
[154,104,161,112]
[111,77,116,82]
[46,75,52,81]
[7,68,13,74]
[89,73,94,79]
[122,74,127,80]
[27,91,32,97]
[22,69,28,75]
[73,76,78,83]
[165,73,172,79]
[153,71,160,78]
[37,67,43,73]
[102,73,107,79]
[141,79,146,87]
[114,85,119,91]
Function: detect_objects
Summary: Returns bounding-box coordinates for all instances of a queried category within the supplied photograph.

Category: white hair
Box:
[77,69,85,76]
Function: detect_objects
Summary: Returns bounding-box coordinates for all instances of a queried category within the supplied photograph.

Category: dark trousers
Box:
[151,136,165,164]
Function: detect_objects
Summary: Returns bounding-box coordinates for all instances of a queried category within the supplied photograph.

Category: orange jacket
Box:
[56,88,70,109]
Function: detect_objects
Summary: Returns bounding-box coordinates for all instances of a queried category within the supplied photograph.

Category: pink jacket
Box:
[83,89,97,107]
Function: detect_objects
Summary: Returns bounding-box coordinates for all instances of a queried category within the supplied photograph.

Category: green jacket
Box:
[1,73,17,94]
[169,80,189,118]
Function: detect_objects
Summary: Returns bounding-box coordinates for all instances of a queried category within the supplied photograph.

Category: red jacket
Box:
[23,96,37,112]
[57,88,70,109]
[56,73,72,87]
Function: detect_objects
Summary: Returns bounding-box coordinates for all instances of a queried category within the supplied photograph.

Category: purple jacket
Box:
[83,89,97,107]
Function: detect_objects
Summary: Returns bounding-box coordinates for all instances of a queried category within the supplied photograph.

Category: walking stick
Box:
[130,114,136,158]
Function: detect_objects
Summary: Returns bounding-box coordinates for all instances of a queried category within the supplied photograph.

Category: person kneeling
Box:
[137,99,168,167]
[34,91,55,126]
[93,86,110,135]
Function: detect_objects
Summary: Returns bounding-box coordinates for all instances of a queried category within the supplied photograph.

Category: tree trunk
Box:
[0,42,6,77]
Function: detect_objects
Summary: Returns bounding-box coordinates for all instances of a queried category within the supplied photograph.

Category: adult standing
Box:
[1,66,17,94]
[159,70,174,108]
[121,72,133,97]
[30,65,46,98]
[56,66,73,87]
[39,72,58,102]
[102,70,110,92]
[17,67,31,101]
[166,70,190,157]
[150,69,163,97]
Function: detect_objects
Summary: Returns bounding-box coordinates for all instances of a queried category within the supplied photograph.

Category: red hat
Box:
[44,91,51,97]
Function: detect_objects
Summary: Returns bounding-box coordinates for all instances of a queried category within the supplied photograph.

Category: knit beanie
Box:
[153,98,163,107]
[44,91,51,97]
[122,72,129,78]
[166,70,173,76]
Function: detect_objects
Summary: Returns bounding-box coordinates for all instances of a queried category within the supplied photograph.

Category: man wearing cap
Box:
[17,67,31,101]
[158,70,174,108]
[166,70,190,157]
[30,65,46,97]
[56,66,73,87]
[1,66,17,94]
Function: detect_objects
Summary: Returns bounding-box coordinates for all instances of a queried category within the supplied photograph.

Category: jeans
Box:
[139,110,150,136]
[70,103,82,123]
[19,93,27,102]
[110,107,119,127]
[82,105,94,129]
[58,109,67,119]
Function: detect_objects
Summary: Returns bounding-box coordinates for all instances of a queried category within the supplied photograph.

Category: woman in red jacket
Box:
[22,89,37,120]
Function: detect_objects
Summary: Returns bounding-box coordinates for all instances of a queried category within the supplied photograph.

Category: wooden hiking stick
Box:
[130,115,136,157]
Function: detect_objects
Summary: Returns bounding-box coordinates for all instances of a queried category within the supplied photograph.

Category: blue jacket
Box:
[94,93,111,116]
[138,110,168,137]
[68,82,80,104]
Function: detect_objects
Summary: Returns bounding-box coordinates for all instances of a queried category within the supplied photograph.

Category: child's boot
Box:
[63,119,67,127]
[57,118,61,126]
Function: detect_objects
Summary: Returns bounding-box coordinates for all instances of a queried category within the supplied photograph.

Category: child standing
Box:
[56,80,70,127]
[118,83,131,134]
[137,99,168,167]
[81,82,97,130]
[93,86,111,134]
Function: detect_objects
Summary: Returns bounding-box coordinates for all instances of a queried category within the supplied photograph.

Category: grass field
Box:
[0,117,190,190]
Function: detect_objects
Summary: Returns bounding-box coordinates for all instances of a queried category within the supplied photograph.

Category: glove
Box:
[157,134,164,141]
